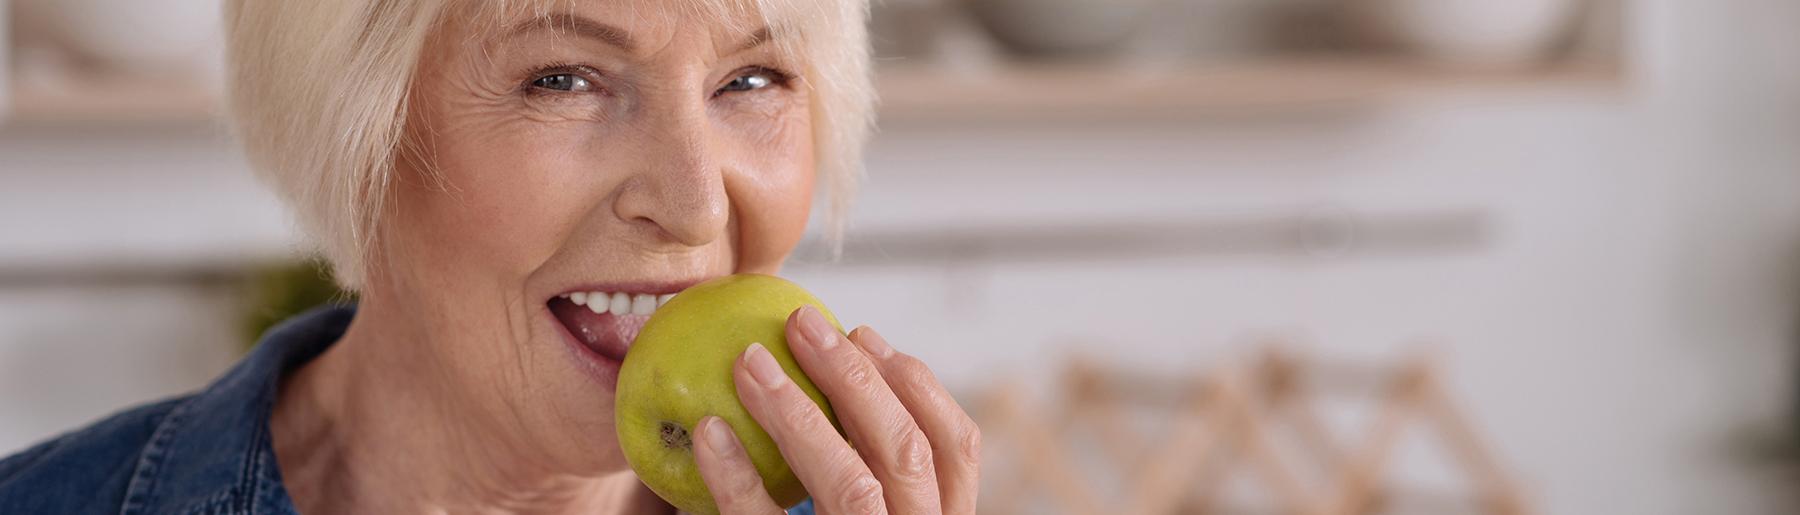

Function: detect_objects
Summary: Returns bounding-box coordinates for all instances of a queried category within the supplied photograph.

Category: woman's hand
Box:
[692,306,981,515]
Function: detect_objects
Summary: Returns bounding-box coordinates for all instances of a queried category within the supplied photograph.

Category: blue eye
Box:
[715,67,790,97]
[721,73,771,93]
[531,73,595,92]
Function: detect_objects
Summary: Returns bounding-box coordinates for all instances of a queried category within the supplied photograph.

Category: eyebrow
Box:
[505,13,776,55]
[734,27,774,53]
[507,14,636,51]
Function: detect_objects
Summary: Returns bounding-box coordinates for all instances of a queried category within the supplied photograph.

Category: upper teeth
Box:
[560,290,676,316]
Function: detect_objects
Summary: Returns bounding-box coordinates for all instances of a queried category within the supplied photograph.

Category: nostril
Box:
[636,210,725,247]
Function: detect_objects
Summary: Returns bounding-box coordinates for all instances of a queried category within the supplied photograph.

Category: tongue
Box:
[549,297,646,361]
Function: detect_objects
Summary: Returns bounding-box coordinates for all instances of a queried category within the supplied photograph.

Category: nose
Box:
[612,113,730,247]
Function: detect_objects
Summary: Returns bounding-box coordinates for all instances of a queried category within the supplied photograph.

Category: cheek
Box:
[394,121,596,280]
[720,105,816,271]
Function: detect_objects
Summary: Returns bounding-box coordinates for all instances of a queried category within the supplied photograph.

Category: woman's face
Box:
[374,0,815,474]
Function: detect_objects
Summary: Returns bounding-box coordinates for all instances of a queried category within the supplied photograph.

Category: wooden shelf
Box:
[876,57,1624,122]
[4,76,219,127]
[793,207,1490,265]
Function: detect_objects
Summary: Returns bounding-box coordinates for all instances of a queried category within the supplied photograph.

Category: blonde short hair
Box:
[224,0,873,290]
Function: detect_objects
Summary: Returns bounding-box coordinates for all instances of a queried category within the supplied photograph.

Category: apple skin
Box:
[616,274,843,515]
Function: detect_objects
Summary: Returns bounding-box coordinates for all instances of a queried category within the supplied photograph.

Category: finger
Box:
[735,342,889,515]
[787,307,942,515]
[694,416,787,515]
[847,326,982,515]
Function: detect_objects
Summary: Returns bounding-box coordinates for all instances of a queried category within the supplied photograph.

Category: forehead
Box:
[455,0,794,45]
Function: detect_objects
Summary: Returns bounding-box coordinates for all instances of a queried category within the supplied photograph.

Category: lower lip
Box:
[548,310,624,388]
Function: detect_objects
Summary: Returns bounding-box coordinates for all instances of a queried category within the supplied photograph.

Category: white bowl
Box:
[1352,0,1580,68]
[17,0,221,74]
[966,0,1168,57]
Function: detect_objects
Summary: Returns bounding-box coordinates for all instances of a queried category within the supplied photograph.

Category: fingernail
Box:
[799,306,838,350]
[851,326,895,359]
[702,416,739,457]
[743,343,789,388]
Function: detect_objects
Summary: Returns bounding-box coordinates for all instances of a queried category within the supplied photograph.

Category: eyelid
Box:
[743,65,794,84]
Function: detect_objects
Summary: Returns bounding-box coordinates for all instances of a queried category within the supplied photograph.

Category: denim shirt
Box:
[0,305,814,515]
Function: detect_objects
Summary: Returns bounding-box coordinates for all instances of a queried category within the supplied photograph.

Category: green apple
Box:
[616,274,844,515]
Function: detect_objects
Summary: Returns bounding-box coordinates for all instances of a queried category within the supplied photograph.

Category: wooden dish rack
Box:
[974,347,1528,515]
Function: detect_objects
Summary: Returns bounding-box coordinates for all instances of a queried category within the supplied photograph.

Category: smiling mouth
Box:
[548,286,689,363]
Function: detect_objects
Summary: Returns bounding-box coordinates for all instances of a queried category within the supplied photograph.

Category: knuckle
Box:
[893,427,935,481]
[836,473,886,514]
[890,355,931,381]
[778,400,817,432]
[719,470,766,503]
[959,422,983,465]
[843,361,881,392]
[701,455,766,507]
[892,358,940,395]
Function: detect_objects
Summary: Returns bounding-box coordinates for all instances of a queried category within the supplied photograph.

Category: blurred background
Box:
[2,0,1798,513]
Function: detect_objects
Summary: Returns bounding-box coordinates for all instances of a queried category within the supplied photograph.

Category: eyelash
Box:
[519,64,796,97]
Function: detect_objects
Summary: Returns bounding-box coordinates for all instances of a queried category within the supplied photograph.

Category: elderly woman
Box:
[0,0,980,513]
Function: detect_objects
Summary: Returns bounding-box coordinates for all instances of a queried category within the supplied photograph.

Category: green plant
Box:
[241,258,355,349]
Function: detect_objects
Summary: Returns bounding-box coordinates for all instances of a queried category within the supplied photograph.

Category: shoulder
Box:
[0,396,191,514]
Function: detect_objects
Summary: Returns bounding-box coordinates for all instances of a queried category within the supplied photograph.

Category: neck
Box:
[270,299,671,515]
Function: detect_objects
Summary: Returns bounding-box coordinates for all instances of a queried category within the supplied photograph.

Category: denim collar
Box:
[120,305,354,515]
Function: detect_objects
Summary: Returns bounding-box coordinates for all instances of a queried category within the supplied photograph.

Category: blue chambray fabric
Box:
[0,305,815,515]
